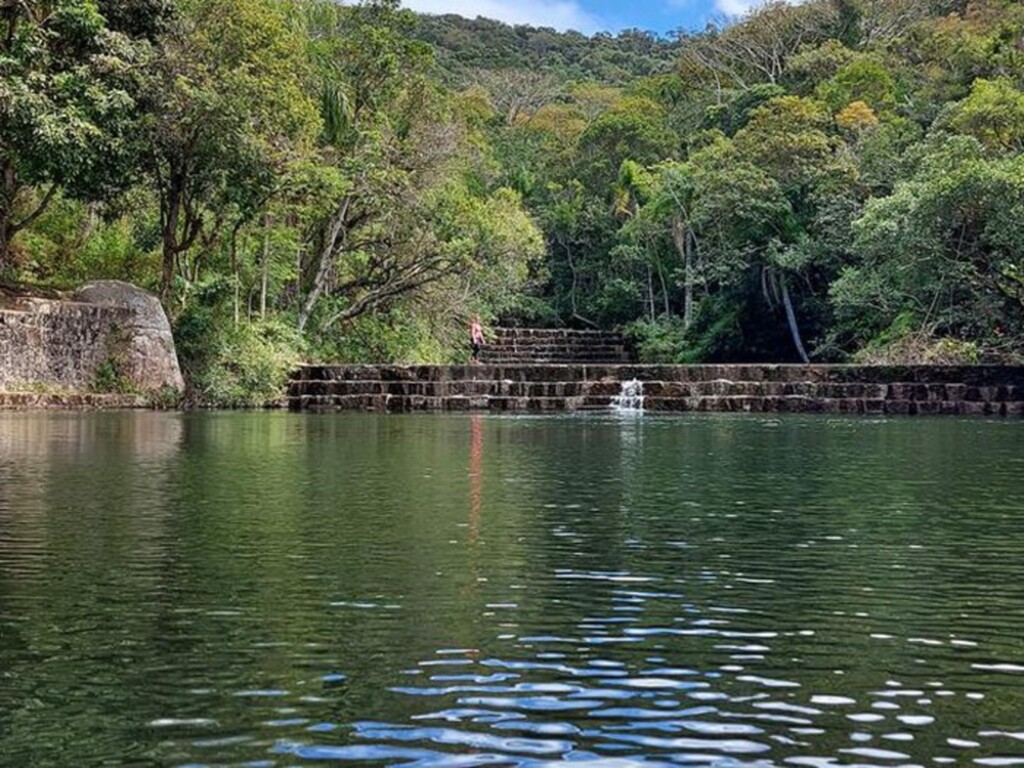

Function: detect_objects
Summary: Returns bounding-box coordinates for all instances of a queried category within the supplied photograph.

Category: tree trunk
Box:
[298,197,350,333]
[0,162,58,274]
[780,274,810,364]
[159,170,202,301]
[0,220,10,273]
[646,264,656,322]
[685,231,697,331]
[0,159,17,273]
[564,238,580,318]
[672,214,695,331]
[561,236,598,328]
[260,215,269,320]
[161,184,181,299]
[658,262,670,316]
[230,229,240,328]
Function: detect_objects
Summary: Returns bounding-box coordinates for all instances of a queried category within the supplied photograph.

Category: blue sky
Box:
[401,0,778,36]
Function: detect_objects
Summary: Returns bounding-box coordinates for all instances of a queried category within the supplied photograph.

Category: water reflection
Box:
[0,412,1022,767]
[470,414,484,548]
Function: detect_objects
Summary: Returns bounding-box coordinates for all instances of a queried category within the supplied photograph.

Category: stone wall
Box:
[287,364,1024,416]
[0,298,131,390]
[0,283,184,395]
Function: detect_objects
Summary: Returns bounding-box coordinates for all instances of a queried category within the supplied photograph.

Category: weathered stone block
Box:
[885,400,914,415]
[960,401,990,416]
[2,283,183,397]
[74,281,184,393]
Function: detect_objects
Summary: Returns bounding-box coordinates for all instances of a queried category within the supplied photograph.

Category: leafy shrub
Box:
[855,318,982,365]
[90,359,136,394]
[175,280,303,408]
[17,197,158,289]
[624,315,690,363]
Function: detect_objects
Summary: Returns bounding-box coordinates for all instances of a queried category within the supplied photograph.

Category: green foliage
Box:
[854,318,984,365]
[816,56,899,112]
[575,98,679,192]
[624,316,690,363]
[942,78,1024,153]
[143,0,321,295]
[16,197,158,288]
[409,15,678,86]
[839,137,1024,345]
[703,84,787,135]
[0,0,158,271]
[734,96,835,189]
[91,360,136,394]
[174,279,303,407]
[312,307,447,364]
[831,137,1024,362]
[6,0,1024,401]
[786,40,857,92]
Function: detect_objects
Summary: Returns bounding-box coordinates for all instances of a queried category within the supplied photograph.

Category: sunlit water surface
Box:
[1,411,1023,767]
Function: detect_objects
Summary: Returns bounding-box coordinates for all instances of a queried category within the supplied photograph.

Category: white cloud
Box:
[713,0,802,16]
[401,0,603,34]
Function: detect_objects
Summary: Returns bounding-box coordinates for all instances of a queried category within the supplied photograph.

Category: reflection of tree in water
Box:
[0,411,187,765]
[3,414,1023,765]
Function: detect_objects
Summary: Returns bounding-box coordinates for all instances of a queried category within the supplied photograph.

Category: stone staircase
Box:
[478,328,634,364]
[286,364,1024,416]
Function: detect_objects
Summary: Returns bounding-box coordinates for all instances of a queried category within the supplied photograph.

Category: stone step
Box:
[288,377,1024,403]
[486,339,627,348]
[294,364,1024,387]
[287,364,1024,417]
[492,327,624,338]
[288,394,612,412]
[479,354,630,360]
[288,391,1024,416]
[481,348,628,355]
[483,327,635,365]
[288,379,628,398]
[481,343,628,352]
[479,354,632,360]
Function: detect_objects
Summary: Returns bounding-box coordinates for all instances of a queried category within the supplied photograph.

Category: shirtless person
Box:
[470,315,485,363]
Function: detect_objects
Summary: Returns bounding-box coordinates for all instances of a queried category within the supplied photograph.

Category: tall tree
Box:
[142,0,319,298]
[0,0,153,271]
[835,136,1024,343]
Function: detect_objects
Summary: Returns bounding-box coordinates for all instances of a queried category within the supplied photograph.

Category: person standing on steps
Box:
[470,315,485,364]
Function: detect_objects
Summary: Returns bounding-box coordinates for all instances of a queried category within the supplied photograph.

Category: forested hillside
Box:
[3,0,1022,404]
[410,14,678,84]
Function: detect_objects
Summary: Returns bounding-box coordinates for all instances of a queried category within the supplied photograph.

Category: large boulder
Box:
[74,281,185,393]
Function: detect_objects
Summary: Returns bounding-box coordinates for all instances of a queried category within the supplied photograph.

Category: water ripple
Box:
[2,412,1023,767]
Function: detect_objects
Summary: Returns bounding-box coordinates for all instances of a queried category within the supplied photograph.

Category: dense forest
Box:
[2,0,1023,404]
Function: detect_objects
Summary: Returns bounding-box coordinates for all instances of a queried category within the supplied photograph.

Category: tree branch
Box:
[11,184,58,233]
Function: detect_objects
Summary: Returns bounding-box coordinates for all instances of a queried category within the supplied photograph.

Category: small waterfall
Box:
[611,379,645,413]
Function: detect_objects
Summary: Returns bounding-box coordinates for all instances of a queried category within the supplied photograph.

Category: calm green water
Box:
[1,411,1023,768]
